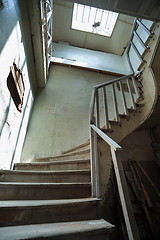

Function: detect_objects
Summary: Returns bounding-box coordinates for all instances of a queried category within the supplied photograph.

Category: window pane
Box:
[71,3,119,37]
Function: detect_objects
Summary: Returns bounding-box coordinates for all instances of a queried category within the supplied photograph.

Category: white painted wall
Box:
[0,0,35,169]
[21,65,119,161]
[52,42,131,75]
[52,0,134,55]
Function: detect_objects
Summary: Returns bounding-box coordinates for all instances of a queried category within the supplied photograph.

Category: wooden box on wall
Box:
[7,63,25,112]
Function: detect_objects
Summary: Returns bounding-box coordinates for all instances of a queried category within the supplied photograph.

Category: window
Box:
[71,3,119,37]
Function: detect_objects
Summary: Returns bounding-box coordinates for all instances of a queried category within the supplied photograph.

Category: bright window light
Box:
[71,4,119,37]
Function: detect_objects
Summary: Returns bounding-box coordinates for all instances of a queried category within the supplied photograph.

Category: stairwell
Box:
[0,18,160,240]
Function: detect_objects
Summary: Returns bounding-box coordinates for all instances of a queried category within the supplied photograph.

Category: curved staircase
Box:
[0,143,114,239]
[0,18,159,240]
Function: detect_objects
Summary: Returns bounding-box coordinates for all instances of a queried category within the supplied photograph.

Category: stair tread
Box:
[0,219,114,240]
[0,169,91,174]
[0,198,100,208]
[35,149,90,162]
[0,182,91,186]
[15,158,90,165]
[61,140,90,155]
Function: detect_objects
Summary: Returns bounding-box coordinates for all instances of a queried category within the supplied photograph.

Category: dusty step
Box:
[61,141,90,155]
[35,149,90,162]
[0,219,115,240]
[14,159,90,171]
[0,170,91,183]
[0,182,91,200]
[0,198,100,227]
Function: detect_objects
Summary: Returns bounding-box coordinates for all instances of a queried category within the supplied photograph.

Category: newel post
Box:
[90,123,100,198]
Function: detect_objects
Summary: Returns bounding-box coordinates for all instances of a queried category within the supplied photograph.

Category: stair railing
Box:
[89,71,142,240]
[89,74,141,240]
[126,17,154,73]
[89,18,151,240]
[90,124,140,240]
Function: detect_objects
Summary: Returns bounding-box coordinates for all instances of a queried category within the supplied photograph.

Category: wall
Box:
[21,65,118,161]
[52,42,131,75]
[52,0,134,55]
[0,0,35,169]
[120,129,154,163]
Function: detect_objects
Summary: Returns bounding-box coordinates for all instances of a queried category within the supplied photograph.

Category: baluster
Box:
[131,76,140,100]
[126,78,136,110]
[111,83,119,122]
[119,80,128,116]
[95,88,100,127]
[103,86,109,129]
[90,126,100,198]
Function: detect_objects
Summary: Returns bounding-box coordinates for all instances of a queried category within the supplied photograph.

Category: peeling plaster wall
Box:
[0,0,35,169]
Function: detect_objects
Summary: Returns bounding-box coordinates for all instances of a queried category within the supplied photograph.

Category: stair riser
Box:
[0,203,98,227]
[0,173,91,183]
[0,185,91,200]
[14,162,90,171]
[36,154,90,162]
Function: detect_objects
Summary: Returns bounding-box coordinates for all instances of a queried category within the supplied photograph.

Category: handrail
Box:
[126,18,153,74]
[90,123,140,240]
[94,74,133,89]
[136,19,154,35]
[89,73,133,124]
[90,18,149,125]
[89,16,149,240]
[90,124,122,151]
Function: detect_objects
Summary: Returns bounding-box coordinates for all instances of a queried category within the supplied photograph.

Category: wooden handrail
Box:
[90,124,122,151]
[94,74,132,89]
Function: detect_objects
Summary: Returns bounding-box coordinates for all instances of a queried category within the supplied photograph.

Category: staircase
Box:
[0,18,159,240]
[89,18,159,240]
[0,143,114,239]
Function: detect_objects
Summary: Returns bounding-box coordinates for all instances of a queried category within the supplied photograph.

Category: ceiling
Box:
[52,0,134,55]
[64,0,160,21]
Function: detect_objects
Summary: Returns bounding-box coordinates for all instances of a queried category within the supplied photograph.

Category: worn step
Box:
[14,159,90,171]
[35,149,90,162]
[0,182,91,200]
[61,141,90,155]
[0,198,100,227]
[0,170,91,183]
[0,219,115,240]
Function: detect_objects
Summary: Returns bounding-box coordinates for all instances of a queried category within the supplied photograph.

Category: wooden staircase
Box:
[0,143,114,239]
